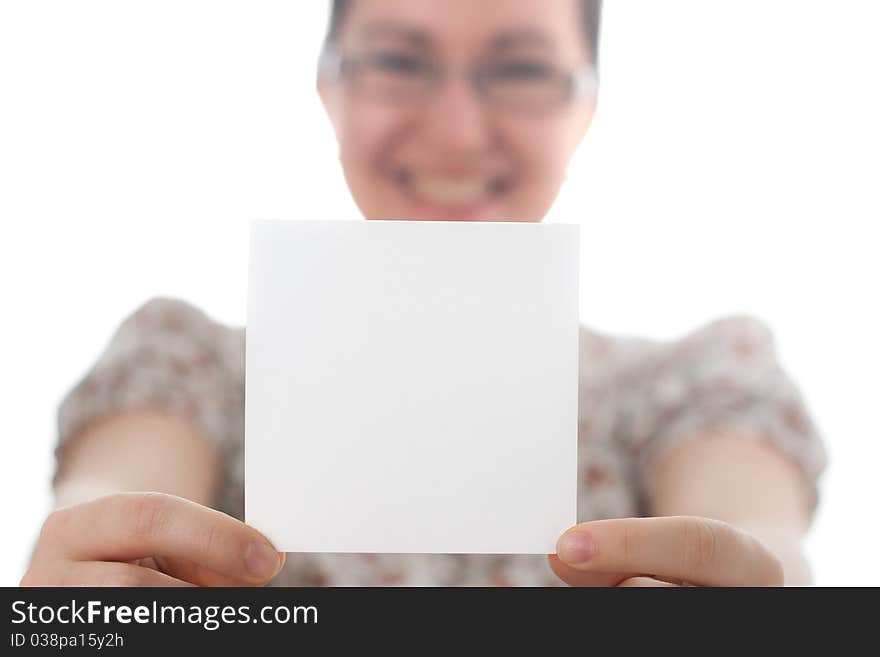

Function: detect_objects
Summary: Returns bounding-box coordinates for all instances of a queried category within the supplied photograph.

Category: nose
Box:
[418,72,492,156]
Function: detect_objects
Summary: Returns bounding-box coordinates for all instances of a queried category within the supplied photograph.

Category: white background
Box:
[1,1,877,585]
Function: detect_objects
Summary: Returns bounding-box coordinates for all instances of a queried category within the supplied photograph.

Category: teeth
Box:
[411,177,489,204]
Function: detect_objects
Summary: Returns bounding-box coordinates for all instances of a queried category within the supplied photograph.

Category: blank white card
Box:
[245,219,579,554]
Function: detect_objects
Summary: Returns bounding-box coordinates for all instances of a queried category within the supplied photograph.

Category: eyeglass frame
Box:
[317,46,598,112]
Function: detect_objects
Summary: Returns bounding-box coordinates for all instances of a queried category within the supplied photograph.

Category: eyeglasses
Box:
[319,47,597,115]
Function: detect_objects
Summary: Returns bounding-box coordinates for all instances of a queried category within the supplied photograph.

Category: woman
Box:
[23,0,826,587]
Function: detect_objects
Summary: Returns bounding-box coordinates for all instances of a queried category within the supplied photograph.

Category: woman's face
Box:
[319,0,596,222]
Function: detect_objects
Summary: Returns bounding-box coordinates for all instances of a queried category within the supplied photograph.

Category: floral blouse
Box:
[55,297,827,586]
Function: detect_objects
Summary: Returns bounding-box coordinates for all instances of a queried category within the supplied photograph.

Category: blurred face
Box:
[319,0,597,222]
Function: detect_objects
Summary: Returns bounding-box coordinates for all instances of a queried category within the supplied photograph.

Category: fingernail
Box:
[557,531,597,565]
[245,542,281,580]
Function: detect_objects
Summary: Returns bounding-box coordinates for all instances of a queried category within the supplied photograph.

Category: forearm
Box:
[54,408,220,508]
[647,432,815,585]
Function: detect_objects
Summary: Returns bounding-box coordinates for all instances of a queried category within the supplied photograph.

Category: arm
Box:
[548,435,815,587]
[53,408,221,508]
[646,432,814,585]
[24,298,281,587]
[23,409,283,587]
[550,317,825,587]
[52,296,246,511]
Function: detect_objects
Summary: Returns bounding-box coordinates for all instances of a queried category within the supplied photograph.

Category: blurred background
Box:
[1,0,877,585]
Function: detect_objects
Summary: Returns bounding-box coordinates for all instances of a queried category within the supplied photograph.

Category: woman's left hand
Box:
[549,516,785,587]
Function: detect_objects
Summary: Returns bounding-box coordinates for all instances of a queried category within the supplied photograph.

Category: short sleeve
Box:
[612,315,828,516]
[55,297,246,517]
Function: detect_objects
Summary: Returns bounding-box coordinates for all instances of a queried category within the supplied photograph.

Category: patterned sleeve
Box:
[55,297,246,519]
[612,315,828,517]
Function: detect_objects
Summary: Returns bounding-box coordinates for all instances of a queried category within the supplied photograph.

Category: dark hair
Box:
[323,0,603,67]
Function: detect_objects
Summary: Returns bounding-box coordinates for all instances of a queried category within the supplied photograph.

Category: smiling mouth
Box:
[393,169,512,207]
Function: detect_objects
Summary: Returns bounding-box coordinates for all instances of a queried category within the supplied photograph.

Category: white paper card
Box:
[245,219,579,554]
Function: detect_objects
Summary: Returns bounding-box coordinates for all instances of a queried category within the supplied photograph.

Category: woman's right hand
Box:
[20,492,285,586]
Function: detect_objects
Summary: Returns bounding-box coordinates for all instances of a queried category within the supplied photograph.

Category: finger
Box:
[617,576,681,588]
[150,552,287,587]
[40,493,284,585]
[549,555,692,587]
[547,555,630,587]
[555,516,782,586]
[23,560,193,587]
